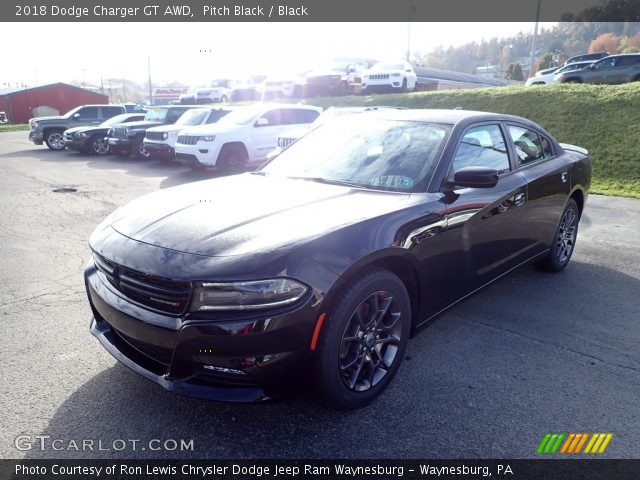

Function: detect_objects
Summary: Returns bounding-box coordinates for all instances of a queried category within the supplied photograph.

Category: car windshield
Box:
[63,106,83,119]
[211,79,230,88]
[144,108,170,122]
[261,118,451,193]
[175,109,209,126]
[216,105,263,126]
[101,114,135,126]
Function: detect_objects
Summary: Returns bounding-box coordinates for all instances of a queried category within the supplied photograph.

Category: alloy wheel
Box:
[339,291,402,392]
[556,208,577,263]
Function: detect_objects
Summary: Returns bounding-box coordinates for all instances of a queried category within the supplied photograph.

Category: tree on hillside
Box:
[589,33,621,54]
[618,32,640,53]
[504,63,524,81]
[538,52,556,70]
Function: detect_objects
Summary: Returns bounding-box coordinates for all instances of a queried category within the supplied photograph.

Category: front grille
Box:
[94,253,191,315]
[113,328,173,365]
[278,137,296,148]
[177,135,199,145]
[146,131,164,141]
[369,74,390,80]
[111,127,128,139]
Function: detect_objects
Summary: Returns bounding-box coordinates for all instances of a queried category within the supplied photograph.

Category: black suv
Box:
[107,105,193,159]
[563,51,609,66]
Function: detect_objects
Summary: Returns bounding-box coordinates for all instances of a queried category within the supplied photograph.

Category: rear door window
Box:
[508,125,545,165]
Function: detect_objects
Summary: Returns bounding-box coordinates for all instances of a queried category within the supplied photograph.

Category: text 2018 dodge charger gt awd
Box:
[85,110,591,409]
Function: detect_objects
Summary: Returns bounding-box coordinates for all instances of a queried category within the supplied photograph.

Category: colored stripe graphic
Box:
[537,433,565,454]
[584,433,614,454]
[541,433,614,454]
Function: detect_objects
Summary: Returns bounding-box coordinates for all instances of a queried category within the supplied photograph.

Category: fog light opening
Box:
[203,365,247,375]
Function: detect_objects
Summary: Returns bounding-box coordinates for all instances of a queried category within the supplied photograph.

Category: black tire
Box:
[133,137,150,160]
[315,268,411,409]
[401,78,408,93]
[216,144,248,174]
[565,78,582,84]
[89,135,110,156]
[44,130,65,150]
[537,198,580,272]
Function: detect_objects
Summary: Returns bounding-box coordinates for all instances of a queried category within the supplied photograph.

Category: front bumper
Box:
[29,130,44,145]
[175,143,221,167]
[361,80,404,93]
[85,261,317,402]
[143,140,175,159]
[108,137,133,151]
[304,79,343,96]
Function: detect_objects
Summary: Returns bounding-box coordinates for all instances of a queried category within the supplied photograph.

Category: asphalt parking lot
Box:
[1,130,639,460]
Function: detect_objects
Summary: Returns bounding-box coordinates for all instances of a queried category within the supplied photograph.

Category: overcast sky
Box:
[2,22,556,87]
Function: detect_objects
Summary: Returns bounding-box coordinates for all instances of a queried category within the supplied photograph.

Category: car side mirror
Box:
[452,166,499,188]
[73,113,81,119]
[255,117,269,127]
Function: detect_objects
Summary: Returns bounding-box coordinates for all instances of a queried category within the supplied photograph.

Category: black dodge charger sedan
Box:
[85,110,591,408]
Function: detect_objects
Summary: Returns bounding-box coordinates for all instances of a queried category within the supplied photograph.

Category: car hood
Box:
[114,120,163,129]
[103,173,416,257]
[31,115,65,123]
[306,70,345,78]
[147,124,185,133]
[65,125,94,135]
[178,123,241,136]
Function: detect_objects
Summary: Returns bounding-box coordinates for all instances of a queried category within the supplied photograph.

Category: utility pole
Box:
[122,79,127,102]
[148,56,153,106]
[528,0,542,79]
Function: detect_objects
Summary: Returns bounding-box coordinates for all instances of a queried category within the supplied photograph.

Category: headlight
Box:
[31,121,38,128]
[162,132,169,140]
[201,135,216,142]
[391,73,401,77]
[78,132,88,138]
[168,131,178,139]
[190,278,308,311]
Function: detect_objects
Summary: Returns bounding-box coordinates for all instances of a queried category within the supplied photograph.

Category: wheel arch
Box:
[569,188,585,217]
[319,251,423,337]
[219,141,249,157]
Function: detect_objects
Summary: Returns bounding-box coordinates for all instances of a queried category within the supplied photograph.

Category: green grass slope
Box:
[308,83,640,198]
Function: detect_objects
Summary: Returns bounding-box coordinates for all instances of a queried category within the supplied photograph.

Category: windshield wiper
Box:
[287,176,366,188]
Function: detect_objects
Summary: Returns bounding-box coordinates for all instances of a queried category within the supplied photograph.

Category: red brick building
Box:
[0,83,108,123]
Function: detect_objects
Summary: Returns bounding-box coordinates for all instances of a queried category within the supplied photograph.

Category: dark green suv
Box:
[555,54,640,84]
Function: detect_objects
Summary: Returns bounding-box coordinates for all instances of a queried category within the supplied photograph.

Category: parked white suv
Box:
[175,103,322,172]
[361,61,418,93]
[143,107,233,160]
[194,79,239,104]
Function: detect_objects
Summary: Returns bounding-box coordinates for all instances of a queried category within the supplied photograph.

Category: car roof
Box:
[358,108,533,125]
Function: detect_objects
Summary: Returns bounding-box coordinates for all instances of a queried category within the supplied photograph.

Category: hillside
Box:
[307,83,640,198]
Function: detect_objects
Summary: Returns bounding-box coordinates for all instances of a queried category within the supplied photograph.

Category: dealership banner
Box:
[6,0,640,22]
[3,459,640,480]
